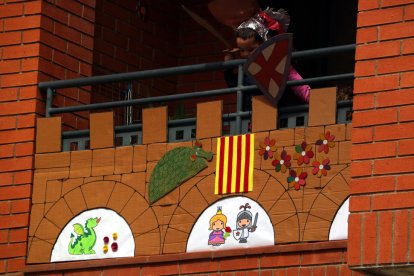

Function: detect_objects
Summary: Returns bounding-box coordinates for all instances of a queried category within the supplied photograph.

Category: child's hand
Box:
[224,54,234,61]
[224,52,234,61]
[223,48,239,61]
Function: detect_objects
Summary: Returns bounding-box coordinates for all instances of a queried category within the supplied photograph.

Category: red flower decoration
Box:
[293,142,314,165]
[225,226,232,233]
[316,131,335,154]
[111,242,118,252]
[259,136,277,160]
[287,169,307,190]
[272,150,291,173]
[312,158,331,177]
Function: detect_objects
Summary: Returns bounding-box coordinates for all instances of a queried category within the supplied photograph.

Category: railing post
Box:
[236,64,244,134]
[124,82,133,125]
[45,88,54,117]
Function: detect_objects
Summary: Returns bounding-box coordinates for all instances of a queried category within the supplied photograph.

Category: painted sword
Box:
[251,212,258,231]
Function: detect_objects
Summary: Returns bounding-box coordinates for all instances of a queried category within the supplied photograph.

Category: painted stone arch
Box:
[186,196,274,252]
[303,165,350,241]
[51,208,134,262]
[27,180,160,263]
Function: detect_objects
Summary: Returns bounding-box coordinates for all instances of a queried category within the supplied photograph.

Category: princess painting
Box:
[208,207,231,246]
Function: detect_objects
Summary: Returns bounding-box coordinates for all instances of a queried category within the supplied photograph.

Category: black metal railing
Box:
[38,44,355,150]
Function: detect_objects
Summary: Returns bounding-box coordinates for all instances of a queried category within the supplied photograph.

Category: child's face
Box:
[212,220,224,231]
[236,37,261,58]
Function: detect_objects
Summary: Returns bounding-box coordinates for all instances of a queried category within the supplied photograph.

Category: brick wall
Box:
[11,0,414,274]
[0,1,43,274]
[25,242,364,275]
[91,0,182,125]
[0,0,96,274]
[349,0,414,273]
[41,0,96,131]
[177,1,236,116]
[91,0,235,121]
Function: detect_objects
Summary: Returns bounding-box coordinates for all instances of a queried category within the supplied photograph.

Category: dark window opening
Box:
[175,130,184,140]
[279,118,288,129]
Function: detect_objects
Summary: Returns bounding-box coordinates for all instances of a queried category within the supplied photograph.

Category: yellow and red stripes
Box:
[215,134,254,194]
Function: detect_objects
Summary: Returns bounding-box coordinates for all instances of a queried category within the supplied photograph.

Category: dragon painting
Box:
[68,217,101,255]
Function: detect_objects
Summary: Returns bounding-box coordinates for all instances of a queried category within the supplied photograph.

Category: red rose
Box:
[225,226,231,233]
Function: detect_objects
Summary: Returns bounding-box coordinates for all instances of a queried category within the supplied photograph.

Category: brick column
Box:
[349,0,414,273]
[0,1,96,273]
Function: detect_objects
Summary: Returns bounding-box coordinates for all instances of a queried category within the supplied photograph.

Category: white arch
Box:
[329,197,350,241]
[51,208,135,262]
[186,196,274,253]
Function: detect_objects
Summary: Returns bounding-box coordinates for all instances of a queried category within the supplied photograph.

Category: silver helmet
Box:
[236,8,290,41]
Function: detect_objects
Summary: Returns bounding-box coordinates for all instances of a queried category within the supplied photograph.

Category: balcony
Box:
[38,44,354,151]
[28,43,354,265]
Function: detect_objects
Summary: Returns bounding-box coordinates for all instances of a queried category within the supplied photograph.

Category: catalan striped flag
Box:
[214,134,254,195]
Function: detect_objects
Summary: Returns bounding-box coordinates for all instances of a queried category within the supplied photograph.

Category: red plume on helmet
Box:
[258,8,290,35]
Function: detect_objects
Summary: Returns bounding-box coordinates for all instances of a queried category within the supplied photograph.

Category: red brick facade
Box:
[0,0,414,275]
[0,0,95,273]
[349,0,414,274]
[26,242,358,275]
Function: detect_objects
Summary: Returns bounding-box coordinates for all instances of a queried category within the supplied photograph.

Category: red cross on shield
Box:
[243,33,293,106]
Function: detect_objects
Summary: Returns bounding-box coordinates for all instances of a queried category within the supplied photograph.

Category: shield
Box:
[243,33,293,106]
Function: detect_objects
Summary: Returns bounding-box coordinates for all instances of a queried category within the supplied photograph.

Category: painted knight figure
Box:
[233,203,258,243]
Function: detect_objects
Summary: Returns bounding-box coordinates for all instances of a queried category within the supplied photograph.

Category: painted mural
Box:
[51,209,134,262]
[149,142,213,204]
[186,196,274,252]
[29,109,351,264]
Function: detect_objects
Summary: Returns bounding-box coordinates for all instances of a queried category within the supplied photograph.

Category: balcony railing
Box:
[38,44,355,151]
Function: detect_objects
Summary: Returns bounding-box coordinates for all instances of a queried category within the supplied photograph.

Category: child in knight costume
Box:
[225,8,310,109]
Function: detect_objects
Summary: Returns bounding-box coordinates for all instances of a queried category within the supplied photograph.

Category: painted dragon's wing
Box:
[73,223,84,235]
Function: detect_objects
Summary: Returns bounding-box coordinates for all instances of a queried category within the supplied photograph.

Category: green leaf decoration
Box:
[73,223,84,235]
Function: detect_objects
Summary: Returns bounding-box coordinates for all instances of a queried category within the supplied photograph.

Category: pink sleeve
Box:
[288,66,310,103]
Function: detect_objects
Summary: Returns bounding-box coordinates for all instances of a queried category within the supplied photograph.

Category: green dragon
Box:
[68,217,101,255]
[149,145,213,204]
